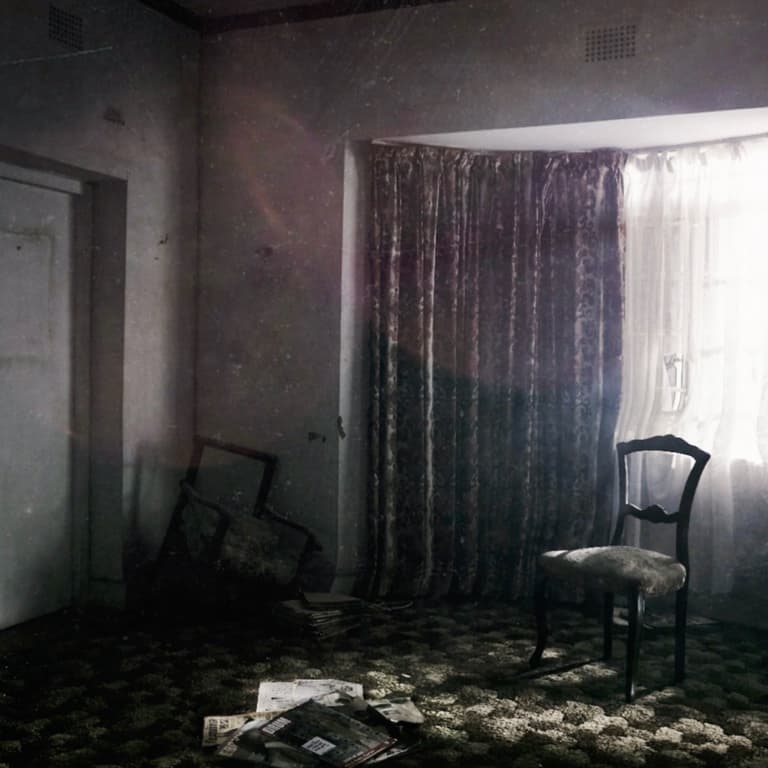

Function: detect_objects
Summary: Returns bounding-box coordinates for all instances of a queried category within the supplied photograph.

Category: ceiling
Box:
[139,0,447,31]
[392,108,768,152]
[175,0,316,13]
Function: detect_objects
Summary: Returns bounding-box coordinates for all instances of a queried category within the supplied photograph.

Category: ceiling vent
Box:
[585,24,636,63]
[48,5,84,51]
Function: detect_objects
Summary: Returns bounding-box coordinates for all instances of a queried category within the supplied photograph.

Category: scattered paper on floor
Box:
[256,679,364,713]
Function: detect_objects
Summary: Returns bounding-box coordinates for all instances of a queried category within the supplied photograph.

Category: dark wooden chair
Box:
[529,435,711,702]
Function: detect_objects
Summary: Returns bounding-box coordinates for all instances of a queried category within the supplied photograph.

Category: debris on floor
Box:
[204,678,423,766]
[272,593,414,640]
[274,593,369,639]
[255,680,364,713]
[202,713,260,748]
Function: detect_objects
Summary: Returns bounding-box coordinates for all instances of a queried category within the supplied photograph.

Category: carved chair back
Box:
[612,435,711,571]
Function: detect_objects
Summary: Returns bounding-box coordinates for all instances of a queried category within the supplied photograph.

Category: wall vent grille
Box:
[49,5,84,51]
[585,24,636,62]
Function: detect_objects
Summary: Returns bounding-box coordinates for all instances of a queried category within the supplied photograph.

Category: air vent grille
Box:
[49,5,84,51]
[585,24,636,63]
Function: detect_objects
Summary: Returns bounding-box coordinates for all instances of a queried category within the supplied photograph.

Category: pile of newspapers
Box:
[273,593,369,640]
[203,679,424,767]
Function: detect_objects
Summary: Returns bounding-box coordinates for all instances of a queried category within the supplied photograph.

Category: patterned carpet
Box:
[0,602,767,768]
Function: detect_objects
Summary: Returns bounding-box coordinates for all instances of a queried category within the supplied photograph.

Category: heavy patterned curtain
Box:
[363,144,625,600]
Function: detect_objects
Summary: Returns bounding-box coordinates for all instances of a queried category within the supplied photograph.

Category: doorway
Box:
[0,170,87,629]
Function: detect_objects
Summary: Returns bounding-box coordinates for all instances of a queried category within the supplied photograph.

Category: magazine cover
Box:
[218,720,317,766]
[259,700,396,768]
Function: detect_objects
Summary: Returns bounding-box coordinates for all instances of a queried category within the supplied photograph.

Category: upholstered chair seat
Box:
[539,546,687,598]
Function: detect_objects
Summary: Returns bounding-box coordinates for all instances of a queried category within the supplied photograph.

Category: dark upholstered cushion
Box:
[539,546,686,597]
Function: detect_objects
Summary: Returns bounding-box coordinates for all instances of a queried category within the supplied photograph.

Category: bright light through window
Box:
[621,138,768,464]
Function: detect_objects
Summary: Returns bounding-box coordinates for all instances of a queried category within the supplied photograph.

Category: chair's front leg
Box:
[674,584,688,684]
[603,592,614,661]
[529,571,549,668]
[625,586,645,702]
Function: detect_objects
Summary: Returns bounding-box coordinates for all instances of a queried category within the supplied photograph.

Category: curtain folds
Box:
[619,139,768,596]
[364,144,626,600]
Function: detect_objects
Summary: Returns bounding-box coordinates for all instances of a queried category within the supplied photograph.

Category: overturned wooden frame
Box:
[153,435,320,605]
[180,435,278,515]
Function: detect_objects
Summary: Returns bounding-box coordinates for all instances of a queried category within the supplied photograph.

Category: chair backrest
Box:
[611,435,711,570]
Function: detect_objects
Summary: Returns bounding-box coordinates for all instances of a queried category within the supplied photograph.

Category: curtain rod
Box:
[628,130,768,155]
[372,130,768,155]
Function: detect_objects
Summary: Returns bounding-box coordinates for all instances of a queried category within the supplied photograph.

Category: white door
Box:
[0,175,76,629]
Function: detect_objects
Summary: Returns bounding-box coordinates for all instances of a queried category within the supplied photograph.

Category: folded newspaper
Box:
[256,680,364,713]
[367,697,425,725]
[202,712,263,748]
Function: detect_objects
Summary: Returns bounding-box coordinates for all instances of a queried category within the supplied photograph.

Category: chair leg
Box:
[529,572,548,668]
[674,584,688,684]
[625,587,645,703]
[603,592,614,661]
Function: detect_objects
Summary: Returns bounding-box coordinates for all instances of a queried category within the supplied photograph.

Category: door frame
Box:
[0,145,127,608]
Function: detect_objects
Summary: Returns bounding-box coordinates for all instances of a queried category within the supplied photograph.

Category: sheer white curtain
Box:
[617,137,768,595]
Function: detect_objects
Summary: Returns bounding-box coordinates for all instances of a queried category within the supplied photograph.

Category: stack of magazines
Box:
[273,593,368,640]
[204,679,423,767]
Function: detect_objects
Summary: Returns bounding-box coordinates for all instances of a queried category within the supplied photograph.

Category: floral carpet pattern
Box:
[0,603,766,768]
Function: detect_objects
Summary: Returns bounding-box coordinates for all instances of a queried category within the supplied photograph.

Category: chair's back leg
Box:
[529,571,549,668]
[674,584,688,684]
[603,592,614,661]
[625,587,646,702]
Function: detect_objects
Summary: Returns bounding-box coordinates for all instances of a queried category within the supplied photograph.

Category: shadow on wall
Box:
[123,444,186,609]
